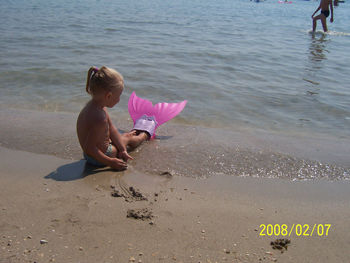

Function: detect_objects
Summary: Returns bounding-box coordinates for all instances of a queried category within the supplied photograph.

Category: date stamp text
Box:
[259,224,331,237]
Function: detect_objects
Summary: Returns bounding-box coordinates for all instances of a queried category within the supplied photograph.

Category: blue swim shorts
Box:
[84,144,113,167]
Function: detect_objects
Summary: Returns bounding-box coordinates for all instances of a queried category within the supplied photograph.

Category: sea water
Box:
[0,0,349,179]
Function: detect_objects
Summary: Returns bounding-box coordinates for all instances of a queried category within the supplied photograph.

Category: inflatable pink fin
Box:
[128,92,187,139]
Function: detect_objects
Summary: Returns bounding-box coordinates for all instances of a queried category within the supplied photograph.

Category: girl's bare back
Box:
[77,102,111,155]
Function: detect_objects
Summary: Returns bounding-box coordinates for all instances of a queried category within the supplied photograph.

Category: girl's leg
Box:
[121,130,149,150]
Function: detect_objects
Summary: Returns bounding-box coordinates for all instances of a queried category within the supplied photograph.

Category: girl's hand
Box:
[110,158,128,171]
[120,150,134,162]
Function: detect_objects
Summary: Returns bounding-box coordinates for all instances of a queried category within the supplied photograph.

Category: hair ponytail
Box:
[86,67,99,94]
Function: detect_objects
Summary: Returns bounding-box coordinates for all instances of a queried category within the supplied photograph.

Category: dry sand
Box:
[1,146,350,263]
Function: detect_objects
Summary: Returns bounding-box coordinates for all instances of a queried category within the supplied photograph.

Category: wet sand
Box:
[0,108,349,180]
[1,147,350,263]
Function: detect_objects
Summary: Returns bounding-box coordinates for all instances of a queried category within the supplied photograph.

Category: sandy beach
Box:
[1,145,350,263]
[1,108,350,262]
[2,0,350,261]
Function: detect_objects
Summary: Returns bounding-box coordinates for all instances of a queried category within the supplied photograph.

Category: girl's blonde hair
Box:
[86,66,124,95]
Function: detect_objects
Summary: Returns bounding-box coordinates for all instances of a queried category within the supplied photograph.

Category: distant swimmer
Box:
[311,0,334,32]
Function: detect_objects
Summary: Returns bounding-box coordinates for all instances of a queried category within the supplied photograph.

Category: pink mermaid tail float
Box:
[128,92,187,139]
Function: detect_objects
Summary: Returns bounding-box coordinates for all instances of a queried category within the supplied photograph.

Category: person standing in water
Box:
[311,0,334,32]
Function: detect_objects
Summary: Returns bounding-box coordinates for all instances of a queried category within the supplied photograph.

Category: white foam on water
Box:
[326,30,350,36]
[305,29,350,36]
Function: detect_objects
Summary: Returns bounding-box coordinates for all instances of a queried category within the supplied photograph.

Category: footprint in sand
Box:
[110,175,148,202]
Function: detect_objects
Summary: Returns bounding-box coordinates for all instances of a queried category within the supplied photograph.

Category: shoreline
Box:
[0,108,349,181]
[1,147,350,263]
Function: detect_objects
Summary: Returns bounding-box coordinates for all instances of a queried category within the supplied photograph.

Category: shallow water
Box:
[1,0,350,138]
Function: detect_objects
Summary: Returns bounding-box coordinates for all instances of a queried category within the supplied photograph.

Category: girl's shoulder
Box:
[80,103,107,124]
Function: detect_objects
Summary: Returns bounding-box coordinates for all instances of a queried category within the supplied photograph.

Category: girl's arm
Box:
[107,113,133,161]
[84,120,127,170]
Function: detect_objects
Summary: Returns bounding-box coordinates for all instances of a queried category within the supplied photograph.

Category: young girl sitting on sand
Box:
[77,66,148,170]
